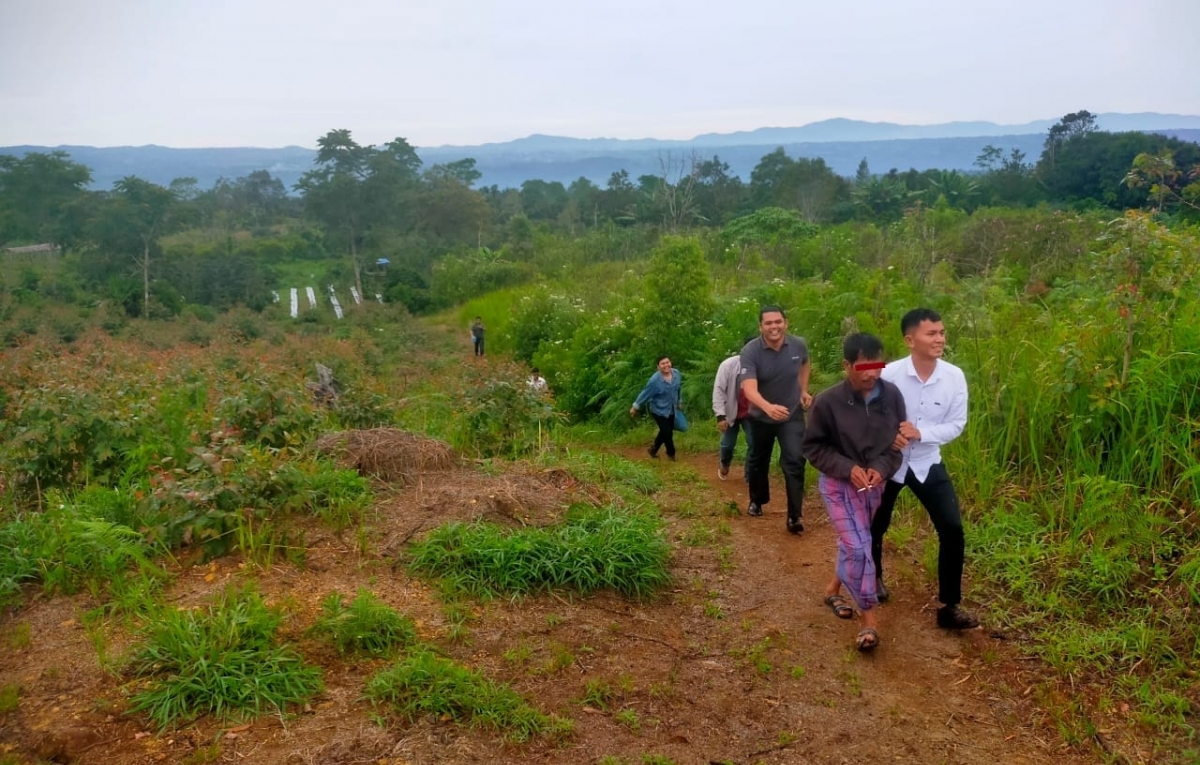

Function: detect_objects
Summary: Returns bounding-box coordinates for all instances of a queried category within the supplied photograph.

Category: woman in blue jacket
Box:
[630,355,682,460]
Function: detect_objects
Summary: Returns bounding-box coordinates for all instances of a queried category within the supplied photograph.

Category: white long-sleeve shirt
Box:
[882,355,968,483]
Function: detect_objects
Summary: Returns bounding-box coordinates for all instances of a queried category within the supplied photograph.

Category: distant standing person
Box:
[740,306,812,533]
[871,308,979,630]
[712,340,755,481]
[631,355,682,461]
[470,316,486,357]
[803,332,905,652]
[528,368,548,393]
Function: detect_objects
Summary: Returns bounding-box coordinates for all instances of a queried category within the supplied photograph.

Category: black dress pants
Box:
[870,463,965,606]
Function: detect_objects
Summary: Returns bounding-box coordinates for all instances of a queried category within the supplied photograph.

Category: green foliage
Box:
[308,589,417,656]
[0,492,168,608]
[214,375,318,447]
[538,446,662,500]
[365,648,568,742]
[447,363,563,459]
[127,584,323,729]
[430,248,537,309]
[506,287,585,363]
[407,504,672,599]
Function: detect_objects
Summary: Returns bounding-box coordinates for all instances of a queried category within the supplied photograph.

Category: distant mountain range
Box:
[4,113,1199,192]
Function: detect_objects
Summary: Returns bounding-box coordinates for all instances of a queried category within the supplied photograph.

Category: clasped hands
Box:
[849,465,883,491]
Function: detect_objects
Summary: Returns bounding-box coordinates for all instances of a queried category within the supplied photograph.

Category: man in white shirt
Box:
[871,308,979,630]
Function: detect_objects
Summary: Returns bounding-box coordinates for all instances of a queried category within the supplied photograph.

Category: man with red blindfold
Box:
[803,333,905,652]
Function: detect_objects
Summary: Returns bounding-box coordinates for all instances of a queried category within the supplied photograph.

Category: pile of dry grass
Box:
[313,428,457,483]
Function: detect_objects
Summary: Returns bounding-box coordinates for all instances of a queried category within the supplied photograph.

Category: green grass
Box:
[308,589,417,656]
[407,504,672,599]
[127,584,323,729]
[365,648,570,742]
[0,683,19,713]
[539,445,663,499]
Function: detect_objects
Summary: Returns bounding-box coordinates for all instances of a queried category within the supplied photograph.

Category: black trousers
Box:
[650,412,676,457]
[870,463,965,606]
[744,417,806,520]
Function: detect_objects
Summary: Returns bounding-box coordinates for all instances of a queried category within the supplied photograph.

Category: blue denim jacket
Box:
[633,371,682,418]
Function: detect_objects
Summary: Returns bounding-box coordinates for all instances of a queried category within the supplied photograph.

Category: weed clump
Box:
[127,584,322,729]
[407,504,671,599]
[308,589,417,656]
[365,648,570,742]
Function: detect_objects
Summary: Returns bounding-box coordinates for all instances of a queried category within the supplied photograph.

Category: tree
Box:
[295,130,423,297]
[923,170,979,210]
[89,177,180,317]
[1041,110,1098,171]
[424,158,482,187]
[0,151,93,247]
[854,158,872,187]
[692,155,746,225]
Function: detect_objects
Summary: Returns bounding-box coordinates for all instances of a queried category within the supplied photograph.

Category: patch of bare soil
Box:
[0,440,1104,765]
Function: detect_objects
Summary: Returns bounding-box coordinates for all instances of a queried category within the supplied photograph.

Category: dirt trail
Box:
[634,446,1095,765]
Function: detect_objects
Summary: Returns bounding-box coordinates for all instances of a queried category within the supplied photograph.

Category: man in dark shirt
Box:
[803,332,905,652]
[739,306,812,534]
[470,316,486,357]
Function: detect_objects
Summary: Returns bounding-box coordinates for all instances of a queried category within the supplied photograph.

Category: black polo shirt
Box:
[739,334,809,422]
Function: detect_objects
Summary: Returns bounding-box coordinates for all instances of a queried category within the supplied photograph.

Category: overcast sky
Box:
[2,0,1197,149]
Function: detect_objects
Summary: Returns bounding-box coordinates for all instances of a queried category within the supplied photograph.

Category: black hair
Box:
[900,308,941,336]
[655,355,671,364]
[843,332,885,363]
[758,305,786,321]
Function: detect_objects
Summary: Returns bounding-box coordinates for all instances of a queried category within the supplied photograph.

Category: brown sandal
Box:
[856,627,880,652]
[824,595,853,619]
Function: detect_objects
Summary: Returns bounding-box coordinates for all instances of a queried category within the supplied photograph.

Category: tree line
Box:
[0,110,1197,318]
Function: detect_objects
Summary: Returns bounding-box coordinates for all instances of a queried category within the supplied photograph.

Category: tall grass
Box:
[127,584,322,730]
[365,648,570,742]
[407,504,672,599]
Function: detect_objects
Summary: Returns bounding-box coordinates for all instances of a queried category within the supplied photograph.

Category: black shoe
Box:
[876,578,890,603]
[786,517,803,534]
[667,453,676,461]
[936,605,979,630]
[746,502,763,517]
[647,448,658,459]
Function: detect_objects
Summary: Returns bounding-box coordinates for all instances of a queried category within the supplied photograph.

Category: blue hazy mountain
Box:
[4,113,1197,192]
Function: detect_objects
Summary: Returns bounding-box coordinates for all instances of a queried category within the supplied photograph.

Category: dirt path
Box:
[633,446,1096,765]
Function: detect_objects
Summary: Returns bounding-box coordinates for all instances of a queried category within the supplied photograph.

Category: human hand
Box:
[800,391,813,410]
[899,421,921,441]
[865,469,883,489]
[892,432,909,451]
[717,420,730,432]
[764,403,790,421]
[849,465,871,490]
[629,407,638,418]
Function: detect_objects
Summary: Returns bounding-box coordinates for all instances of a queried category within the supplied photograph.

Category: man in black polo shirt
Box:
[739,306,813,533]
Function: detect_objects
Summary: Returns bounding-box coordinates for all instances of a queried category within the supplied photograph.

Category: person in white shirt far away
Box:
[871,308,979,630]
